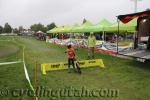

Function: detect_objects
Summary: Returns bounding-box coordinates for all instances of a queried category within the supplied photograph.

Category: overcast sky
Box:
[0,0,150,28]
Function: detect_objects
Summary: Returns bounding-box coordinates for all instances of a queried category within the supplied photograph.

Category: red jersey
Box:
[65,48,75,58]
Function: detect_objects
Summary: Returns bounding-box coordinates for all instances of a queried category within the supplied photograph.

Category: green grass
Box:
[0,36,150,100]
[0,36,33,100]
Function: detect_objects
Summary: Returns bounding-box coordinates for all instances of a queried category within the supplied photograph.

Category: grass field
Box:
[0,36,150,100]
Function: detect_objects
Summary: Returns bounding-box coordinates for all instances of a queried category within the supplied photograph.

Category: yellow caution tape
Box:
[41,59,105,75]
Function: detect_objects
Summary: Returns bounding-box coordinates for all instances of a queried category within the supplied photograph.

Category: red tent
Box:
[116,10,150,53]
[118,10,150,24]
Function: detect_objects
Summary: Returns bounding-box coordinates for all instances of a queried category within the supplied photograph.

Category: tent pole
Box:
[117,18,120,54]
[103,31,105,41]
[70,33,72,45]
[105,32,106,41]
[134,31,138,49]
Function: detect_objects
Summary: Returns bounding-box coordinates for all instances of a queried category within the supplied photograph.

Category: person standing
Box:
[65,45,81,74]
[87,32,96,59]
[65,45,76,73]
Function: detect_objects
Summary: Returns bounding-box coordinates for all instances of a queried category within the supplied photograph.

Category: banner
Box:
[41,59,105,75]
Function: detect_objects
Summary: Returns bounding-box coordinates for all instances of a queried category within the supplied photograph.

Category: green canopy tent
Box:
[59,23,82,33]
[47,26,71,33]
[69,23,81,33]
[71,21,93,33]
[69,19,112,33]
[105,18,137,32]
[47,27,58,33]
[81,24,103,32]
[56,26,65,33]
[96,19,113,30]
[47,26,66,33]
[99,19,112,40]
[61,25,73,33]
[73,19,113,41]
[89,19,113,40]
[84,19,113,32]
[50,26,66,33]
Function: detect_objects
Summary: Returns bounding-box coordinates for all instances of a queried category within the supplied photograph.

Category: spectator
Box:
[87,32,96,59]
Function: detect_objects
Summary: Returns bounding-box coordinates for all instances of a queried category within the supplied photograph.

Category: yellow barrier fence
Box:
[41,59,105,75]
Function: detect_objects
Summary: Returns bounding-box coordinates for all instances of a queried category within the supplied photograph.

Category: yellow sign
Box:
[41,59,105,75]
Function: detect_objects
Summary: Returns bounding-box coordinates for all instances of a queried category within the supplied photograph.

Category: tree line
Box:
[0,23,12,33]
[0,22,57,34]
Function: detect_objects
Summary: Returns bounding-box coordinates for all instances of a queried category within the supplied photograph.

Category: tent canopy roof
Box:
[105,18,137,32]
[96,19,112,26]
[118,10,150,24]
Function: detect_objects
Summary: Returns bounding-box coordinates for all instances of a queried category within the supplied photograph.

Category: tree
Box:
[46,22,56,31]
[0,26,3,34]
[30,23,46,33]
[83,18,87,24]
[13,28,19,33]
[3,23,12,33]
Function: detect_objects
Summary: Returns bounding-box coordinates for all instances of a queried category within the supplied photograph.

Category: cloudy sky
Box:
[0,0,150,28]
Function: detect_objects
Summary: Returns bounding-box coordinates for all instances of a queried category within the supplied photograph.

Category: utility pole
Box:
[131,0,142,13]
